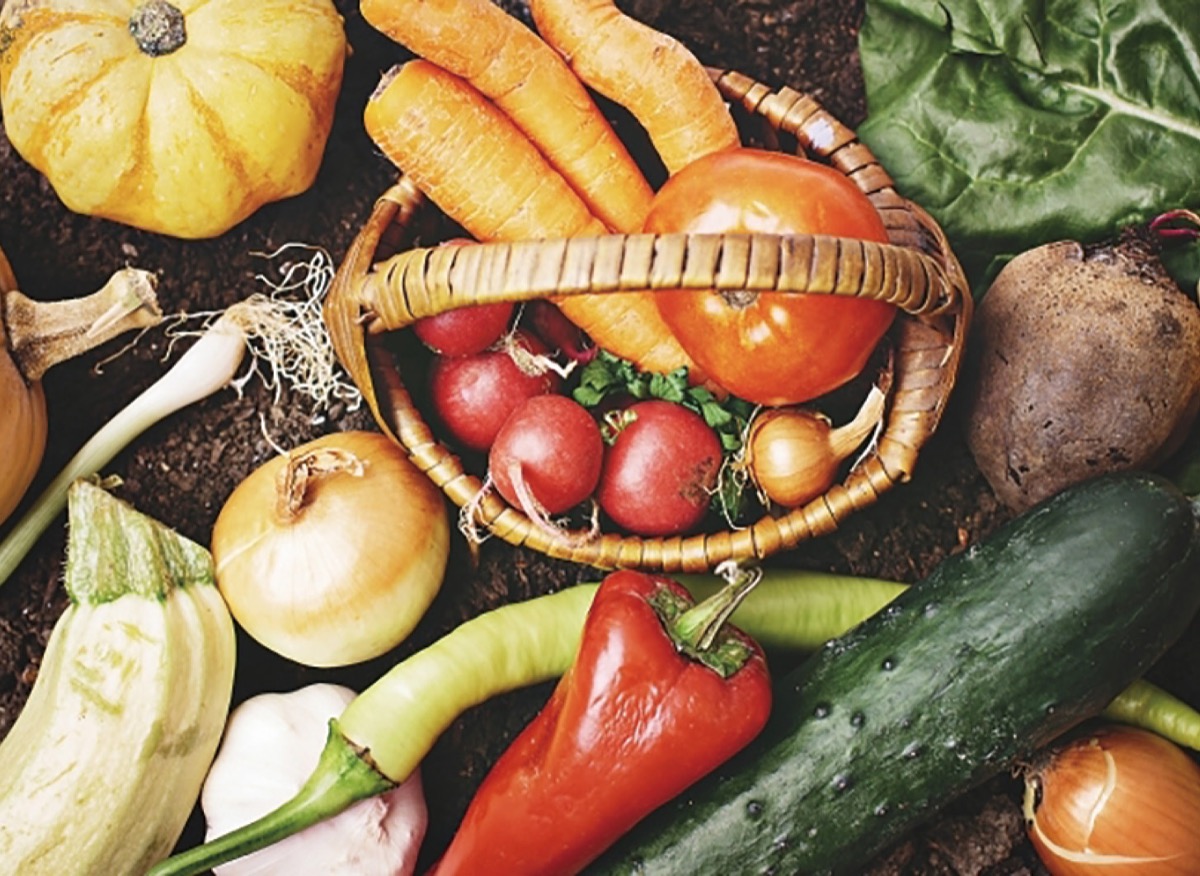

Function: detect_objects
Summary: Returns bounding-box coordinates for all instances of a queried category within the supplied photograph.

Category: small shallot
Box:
[742,386,886,508]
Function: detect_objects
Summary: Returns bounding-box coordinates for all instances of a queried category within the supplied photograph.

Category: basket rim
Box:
[323,67,974,573]
[355,225,965,337]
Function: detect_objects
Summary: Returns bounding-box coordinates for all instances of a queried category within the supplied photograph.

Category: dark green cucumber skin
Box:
[587,472,1200,876]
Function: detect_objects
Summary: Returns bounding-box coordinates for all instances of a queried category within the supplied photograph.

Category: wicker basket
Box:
[324,68,973,573]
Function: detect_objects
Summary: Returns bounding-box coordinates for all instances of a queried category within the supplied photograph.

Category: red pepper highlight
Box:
[429,567,772,876]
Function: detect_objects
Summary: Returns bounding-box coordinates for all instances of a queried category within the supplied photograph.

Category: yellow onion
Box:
[211,431,450,668]
[1024,724,1200,875]
[743,386,886,508]
[0,246,160,525]
[0,306,46,526]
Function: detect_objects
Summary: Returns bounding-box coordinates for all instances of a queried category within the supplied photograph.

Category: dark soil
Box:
[1,2,1196,874]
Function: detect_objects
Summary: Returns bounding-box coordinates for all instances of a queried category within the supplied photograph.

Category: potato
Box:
[964,237,1200,512]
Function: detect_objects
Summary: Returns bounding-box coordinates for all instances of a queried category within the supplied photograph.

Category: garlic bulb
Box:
[202,683,428,875]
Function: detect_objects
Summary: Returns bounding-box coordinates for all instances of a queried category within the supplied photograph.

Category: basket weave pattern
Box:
[325,69,973,572]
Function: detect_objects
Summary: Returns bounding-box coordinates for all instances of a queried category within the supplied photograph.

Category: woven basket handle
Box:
[341,66,970,336]
[355,221,962,335]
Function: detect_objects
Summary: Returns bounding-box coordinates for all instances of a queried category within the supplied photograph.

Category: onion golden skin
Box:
[0,348,47,527]
[1024,725,1200,876]
[211,431,450,668]
[744,409,839,508]
[0,248,47,526]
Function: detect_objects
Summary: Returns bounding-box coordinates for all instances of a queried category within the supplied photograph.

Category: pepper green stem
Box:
[672,561,762,650]
[147,720,393,876]
[668,561,764,677]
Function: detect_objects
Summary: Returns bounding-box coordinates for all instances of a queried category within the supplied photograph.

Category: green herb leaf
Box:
[573,351,755,452]
[858,0,1200,294]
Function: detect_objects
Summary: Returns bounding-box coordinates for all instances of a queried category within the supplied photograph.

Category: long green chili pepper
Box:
[148,566,1200,876]
[148,584,599,876]
[1102,677,1200,750]
[678,567,905,651]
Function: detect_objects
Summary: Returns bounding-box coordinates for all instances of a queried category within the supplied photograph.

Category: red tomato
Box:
[428,332,561,452]
[596,400,722,537]
[644,148,896,406]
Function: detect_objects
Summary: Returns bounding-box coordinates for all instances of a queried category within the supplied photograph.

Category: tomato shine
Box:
[645,148,896,406]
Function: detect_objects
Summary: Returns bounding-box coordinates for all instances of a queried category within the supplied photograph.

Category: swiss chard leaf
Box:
[858,0,1200,294]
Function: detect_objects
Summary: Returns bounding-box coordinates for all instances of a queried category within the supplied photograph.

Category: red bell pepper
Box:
[429,566,773,876]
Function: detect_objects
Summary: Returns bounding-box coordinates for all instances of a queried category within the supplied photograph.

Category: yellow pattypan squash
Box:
[0,0,347,239]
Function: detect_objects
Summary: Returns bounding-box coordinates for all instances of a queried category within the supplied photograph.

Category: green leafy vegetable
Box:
[858,0,1200,293]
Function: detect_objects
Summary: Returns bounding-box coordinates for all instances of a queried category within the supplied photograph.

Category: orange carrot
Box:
[364,60,701,378]
[360,0,653,234]
[366,60,601,242]
[528,0,740,175]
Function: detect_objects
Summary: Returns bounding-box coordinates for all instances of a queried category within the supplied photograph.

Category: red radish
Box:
[489,394,604,516]
[526,299,595,363]
[428,332,561,452]
[412,238,515,355]
[596,399,721,536]
[413,301,515,356]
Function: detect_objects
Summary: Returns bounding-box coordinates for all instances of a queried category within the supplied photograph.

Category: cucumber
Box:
[586,472,1200,875]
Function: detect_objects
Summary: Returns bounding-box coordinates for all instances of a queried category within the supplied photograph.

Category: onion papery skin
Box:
[744,409,839,508]
[211,431,450,668]
[0,350,46,526]
[0,249,46,526]
[1024,725,1200,876]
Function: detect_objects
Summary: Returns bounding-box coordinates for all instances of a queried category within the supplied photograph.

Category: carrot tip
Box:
[371,64,404,101]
